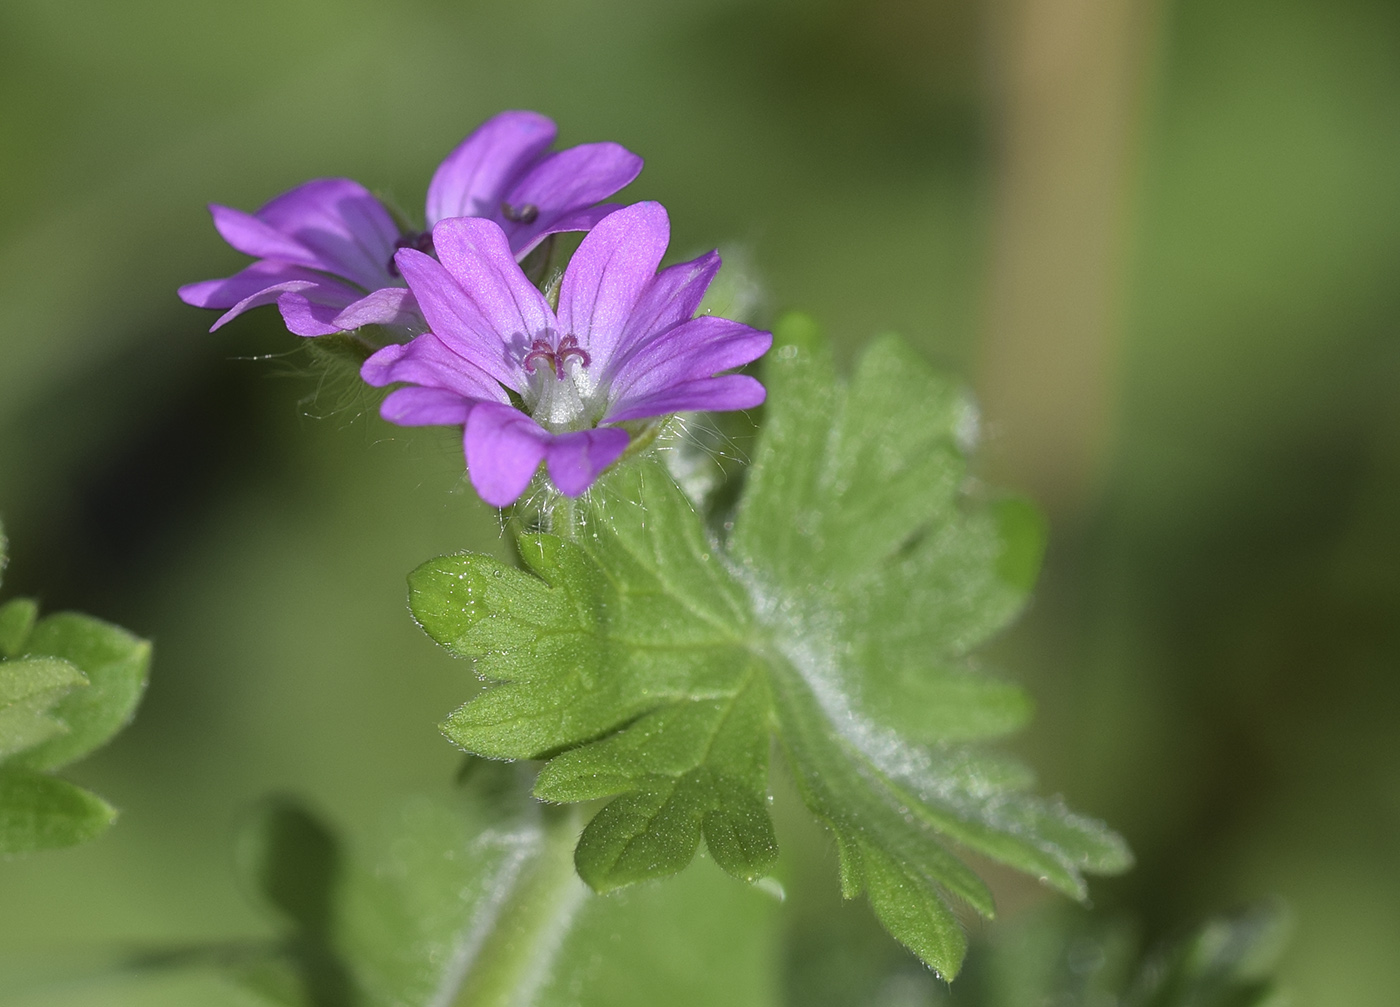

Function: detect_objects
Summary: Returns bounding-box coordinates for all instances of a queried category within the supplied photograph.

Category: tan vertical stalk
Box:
[977,0,1160,513]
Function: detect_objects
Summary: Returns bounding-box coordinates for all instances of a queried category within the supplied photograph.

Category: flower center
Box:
[521,334,598,432]
[523,334,591,379]
[386,230,434,277]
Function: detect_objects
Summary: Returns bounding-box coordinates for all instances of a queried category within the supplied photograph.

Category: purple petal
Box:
[556,202,669,367]
[465,403,552,507]
[361,334,508,404]
[394,244,527,390]
[606,374,767,423]
[393,248,504,376]
[606,315,772,402]
[501,143,644,253]
[253,179,401,291]
[425,111,557,226]
[543,427,631,497]
[277,286,364,337]
[508,203,620,259]
[427,218,556,383]
[210,205,321,267]
[207,278,319,331]
[179,260,331,309]
[332,286,424,333]
[380,386,477,427]
[612,250,721,361]
[181,262,364,334]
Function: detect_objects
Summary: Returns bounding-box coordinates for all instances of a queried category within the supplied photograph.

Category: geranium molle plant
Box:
[361,200,771,506]
[178,110,642,337]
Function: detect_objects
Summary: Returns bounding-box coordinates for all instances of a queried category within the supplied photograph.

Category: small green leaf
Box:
[0,597,39,658]
[411,315,1129,976]
[0,657,87,761]
[0,767,116,853]
[859,842,967,980]
[538,671,776,888]
[12,612,150,771]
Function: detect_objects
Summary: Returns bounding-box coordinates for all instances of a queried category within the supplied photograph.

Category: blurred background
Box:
[1,0,1397,1003]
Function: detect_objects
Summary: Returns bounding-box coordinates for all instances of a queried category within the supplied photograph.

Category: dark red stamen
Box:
[554,334,591,377]
[523,335,591,380]
[523,338,557,375]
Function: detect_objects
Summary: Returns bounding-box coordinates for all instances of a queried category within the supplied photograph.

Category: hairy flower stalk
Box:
[178,110,642,337]
[360,201,771,506]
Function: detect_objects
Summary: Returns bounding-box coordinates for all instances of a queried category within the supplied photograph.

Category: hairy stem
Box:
[448,803,588,1007]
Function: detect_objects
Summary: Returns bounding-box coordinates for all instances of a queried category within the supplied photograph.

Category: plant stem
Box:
[449,803,588,1007]
[553,495,580,541]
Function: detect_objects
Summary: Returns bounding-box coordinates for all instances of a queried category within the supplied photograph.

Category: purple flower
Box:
[361,201,771,507]
[178,111,643,337]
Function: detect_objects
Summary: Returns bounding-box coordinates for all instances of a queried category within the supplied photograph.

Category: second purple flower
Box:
[362,201,771,507]
[178,111,642,338]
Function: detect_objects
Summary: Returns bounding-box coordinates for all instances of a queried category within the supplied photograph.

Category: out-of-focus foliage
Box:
[942,901,1287,1007]
[0,521,150,853]
[222,767,779,1007]
[1,0,1398,1004]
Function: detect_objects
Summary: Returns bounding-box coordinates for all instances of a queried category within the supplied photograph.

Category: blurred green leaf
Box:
[0,597,40,658]
[10,613,151,772]
[0,656,87,761]
[0,767,116,854]
[957,902,1287,1007]
[225,766,779,1007]
[532,851,780,1007]
[410,315,1129,978]
[1126,903,1288,1007]
[0,524,150,856]
[237,797,343,937]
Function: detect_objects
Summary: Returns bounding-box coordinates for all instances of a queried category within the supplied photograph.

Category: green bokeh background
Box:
[1,0,1397,1003]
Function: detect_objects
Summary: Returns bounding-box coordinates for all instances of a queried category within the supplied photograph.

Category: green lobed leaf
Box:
[0,657,88,761]
[10,612,151,771]
[411,314,1130,978]
[0,767,117,854]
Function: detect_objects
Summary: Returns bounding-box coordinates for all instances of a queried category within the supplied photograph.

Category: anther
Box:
[523,338,557,375]
[553,334,591,378]
[501,202,540,224]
